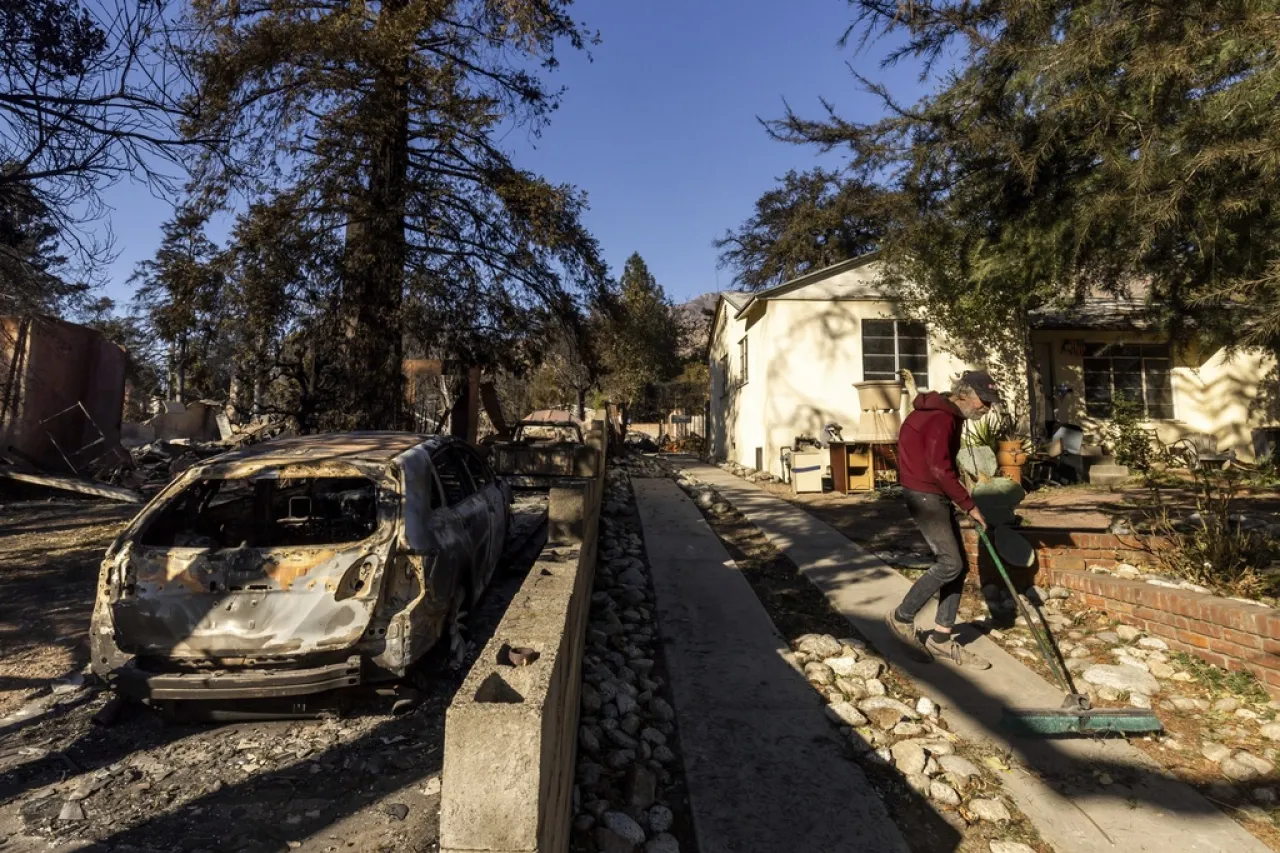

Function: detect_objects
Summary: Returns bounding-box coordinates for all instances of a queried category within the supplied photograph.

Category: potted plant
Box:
[987,411,1028,482]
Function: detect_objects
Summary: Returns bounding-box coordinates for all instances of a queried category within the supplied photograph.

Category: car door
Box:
[431,446,489,601]
[458,445,505,587]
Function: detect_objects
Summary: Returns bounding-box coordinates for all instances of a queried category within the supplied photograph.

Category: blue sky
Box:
[97,0,934,307]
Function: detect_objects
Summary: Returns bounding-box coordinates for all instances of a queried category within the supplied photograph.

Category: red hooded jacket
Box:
[897,392,975,512]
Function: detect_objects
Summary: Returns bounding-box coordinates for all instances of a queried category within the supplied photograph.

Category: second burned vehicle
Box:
[89,433,512,705]
[489,410,601,489]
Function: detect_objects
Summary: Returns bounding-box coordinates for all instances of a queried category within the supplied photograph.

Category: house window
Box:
[1082,343,1174,419]
[739,336,748,384]
[719,354,729,398]
[863,319,928,382]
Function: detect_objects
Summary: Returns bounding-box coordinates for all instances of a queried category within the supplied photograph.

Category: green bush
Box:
[1105,397,1154,472]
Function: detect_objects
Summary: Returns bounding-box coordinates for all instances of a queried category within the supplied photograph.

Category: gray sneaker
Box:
[884,609,932,662]
[926,636,992,669]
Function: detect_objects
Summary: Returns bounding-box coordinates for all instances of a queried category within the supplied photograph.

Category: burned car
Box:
[90,432,512,703]
[489,411,600,489]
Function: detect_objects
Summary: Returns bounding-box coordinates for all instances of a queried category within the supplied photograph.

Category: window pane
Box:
[863,337,897,355]
[864,354,897,373]
[1141,344,1172,359]
[1114,371,1144,402]
[1112,357,1141,373]
[897,321,927,339]
[1148,403,1175,420]
[898,337,928,356]
[863,320,895,338]
[1086,401,1113,418]
[900,354,929,375]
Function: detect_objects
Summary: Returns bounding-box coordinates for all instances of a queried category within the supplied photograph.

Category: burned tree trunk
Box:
[340,19,410,431]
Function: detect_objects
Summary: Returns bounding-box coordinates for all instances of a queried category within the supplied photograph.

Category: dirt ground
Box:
[0,496,547,853]
[0,500,136,717]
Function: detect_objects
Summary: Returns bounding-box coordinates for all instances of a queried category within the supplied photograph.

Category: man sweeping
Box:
[884,371,1000,668]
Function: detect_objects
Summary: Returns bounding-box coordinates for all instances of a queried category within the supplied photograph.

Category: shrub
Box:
[1146,469,1279,598]
[1104,397,1154,472]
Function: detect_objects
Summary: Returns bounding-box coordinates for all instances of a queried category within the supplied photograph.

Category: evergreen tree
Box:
[132,208,228,403]
[768,0,1280,365]
[181,0,605,429]
[599,253,680,429]
[0,177,85,315]
[715,168,886,290]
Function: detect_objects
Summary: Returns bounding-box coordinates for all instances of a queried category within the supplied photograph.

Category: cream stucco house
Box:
[708,255,1279,478]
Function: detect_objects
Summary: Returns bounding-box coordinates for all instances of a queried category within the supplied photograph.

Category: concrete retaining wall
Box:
[440,424,605,853]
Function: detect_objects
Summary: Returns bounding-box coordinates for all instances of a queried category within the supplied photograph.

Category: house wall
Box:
[1032,329,1279,460]
[708,262,974,478]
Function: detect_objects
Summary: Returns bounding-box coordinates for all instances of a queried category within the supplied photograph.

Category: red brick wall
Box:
[960,528,1280,697]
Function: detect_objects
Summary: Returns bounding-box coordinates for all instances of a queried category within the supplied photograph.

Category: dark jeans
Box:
[896,489,968,629]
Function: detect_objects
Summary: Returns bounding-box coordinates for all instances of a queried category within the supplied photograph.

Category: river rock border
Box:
[570,465,688,853]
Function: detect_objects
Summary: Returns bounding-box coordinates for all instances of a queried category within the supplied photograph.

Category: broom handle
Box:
[977,527,1077,697]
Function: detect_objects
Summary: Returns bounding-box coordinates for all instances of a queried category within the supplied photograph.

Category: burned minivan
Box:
[90,432,512,703]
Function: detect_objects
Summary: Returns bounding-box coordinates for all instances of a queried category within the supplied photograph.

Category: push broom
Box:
[977,527,1163,736]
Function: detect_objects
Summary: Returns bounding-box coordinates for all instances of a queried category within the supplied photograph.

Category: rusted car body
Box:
[90,432,511,702]
[489,414,599,489]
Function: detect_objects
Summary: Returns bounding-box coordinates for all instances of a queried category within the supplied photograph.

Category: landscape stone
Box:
[1116,625,1142,642]
[1137,636,1168,650]
[890,740,928,776]
[804,662,835,685]
[825,702,869,729]
[1082,664,1160,696]
[858,696,918,730]
[1212,697,1241,713]
[929,780,961,806]
[600,811,646,845]
[968,798,1012,823]
[824,656,862,677]
[796,634,844,658]
[647,805,674,834]
[1221,751,1275,782]
[1259,722,1280,742]
[835,677,869,700]
[990,844,1036,853]
[644,835,680,853]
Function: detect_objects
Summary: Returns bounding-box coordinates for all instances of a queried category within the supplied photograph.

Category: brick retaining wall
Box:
[960,528,1280,697]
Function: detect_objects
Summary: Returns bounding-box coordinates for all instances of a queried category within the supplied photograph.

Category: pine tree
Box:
[715,168,886,290]
[132,208,227,404]
[600,253,681,429]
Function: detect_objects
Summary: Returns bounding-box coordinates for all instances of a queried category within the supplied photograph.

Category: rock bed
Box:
[655,458,1051,853]
[569,464,692,853]
[967,580,1280,843]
